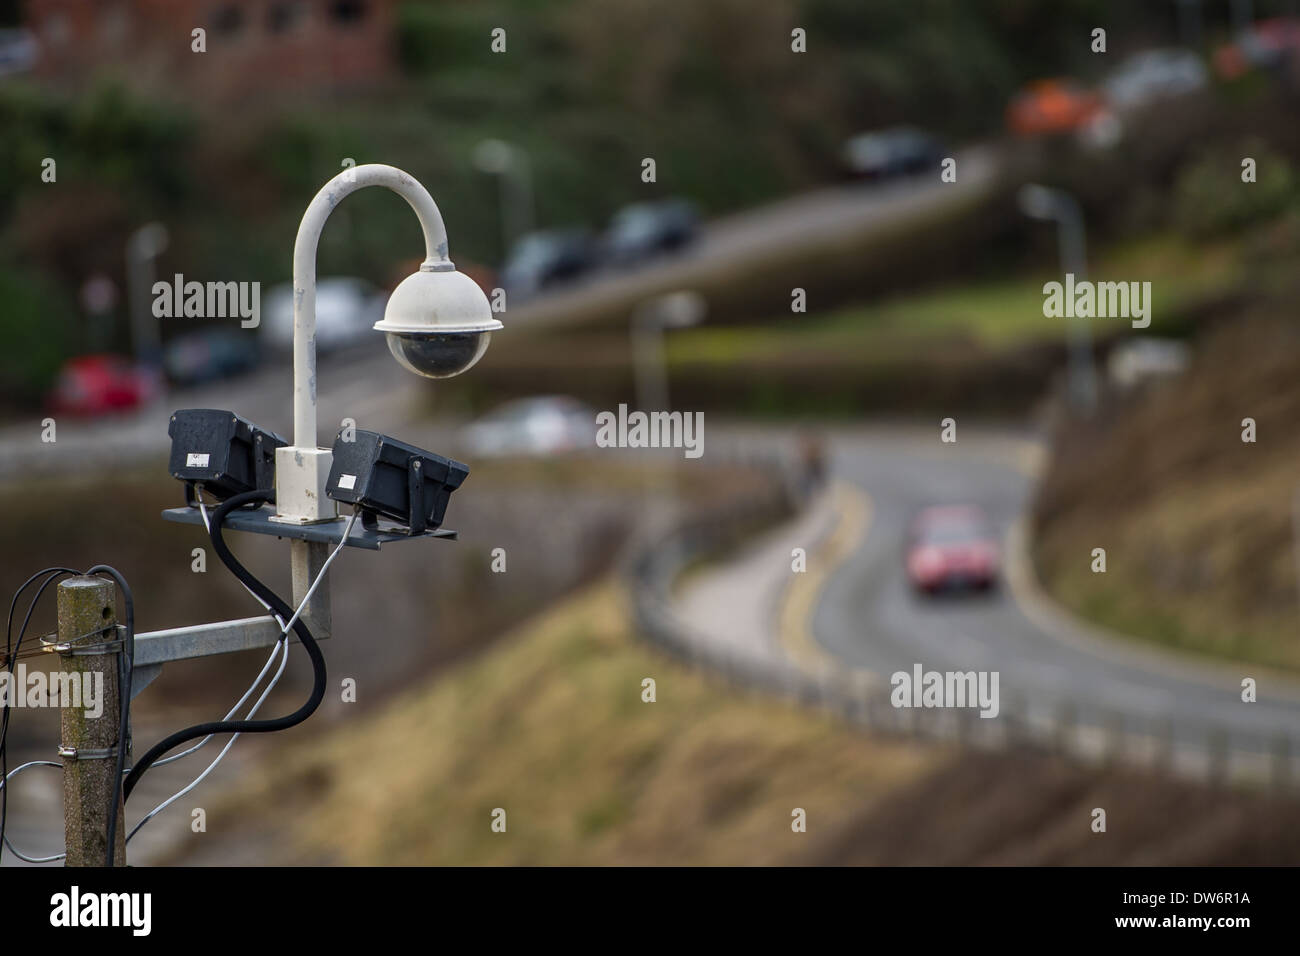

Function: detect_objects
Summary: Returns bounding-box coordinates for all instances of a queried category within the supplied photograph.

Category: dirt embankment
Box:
[1031,313,1300,673]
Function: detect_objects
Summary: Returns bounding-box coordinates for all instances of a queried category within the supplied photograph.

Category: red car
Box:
[48,355,161,416]
[906,505,999,595]
[1214,17,1300,80]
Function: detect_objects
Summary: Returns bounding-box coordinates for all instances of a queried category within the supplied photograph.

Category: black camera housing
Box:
[168,409,287,501]
[326,429,468,534]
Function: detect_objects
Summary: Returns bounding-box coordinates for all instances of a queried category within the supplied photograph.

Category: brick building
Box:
[25,0,396,100]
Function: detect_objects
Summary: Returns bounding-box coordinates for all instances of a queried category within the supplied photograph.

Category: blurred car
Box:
[602,199,699,267]
[906,505,999,595]
[499,228,598,302]
[461,396,597,458]
[1214,17,1300,80]
[842,126,946,180]
[1102,49,1208,110]
[1107,337,1191,391]
[47,355,162,416]
[0,28,37,77]
[841,126,945,180]
[163,329,261,386]
[261,277,385,354]
[1006,79,1105,136]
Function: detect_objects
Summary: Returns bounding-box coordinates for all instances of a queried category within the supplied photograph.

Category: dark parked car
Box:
[602,199,699,267]
[499,228,598,302]
[841,126,945,180]
[163,329,261,387]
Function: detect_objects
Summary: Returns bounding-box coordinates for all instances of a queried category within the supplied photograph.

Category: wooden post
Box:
[57,576,125,866]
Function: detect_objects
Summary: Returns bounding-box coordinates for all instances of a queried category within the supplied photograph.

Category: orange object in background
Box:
[1006,78,1104,135]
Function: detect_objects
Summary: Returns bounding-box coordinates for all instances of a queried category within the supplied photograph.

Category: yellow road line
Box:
[778,479,878,682]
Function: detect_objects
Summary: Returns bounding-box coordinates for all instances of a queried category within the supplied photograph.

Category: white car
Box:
[1103,49,1208,111]
[260,277,386,354]
[461,396,597,458]
[1107,338,1191,390]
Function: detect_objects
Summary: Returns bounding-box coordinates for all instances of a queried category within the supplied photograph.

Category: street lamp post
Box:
[127,163,500,771]
[125,222,168,369]
[273,164,501,637]
[1018,183,1098,415]
[630,291,706,538]
[1230,0,1254,33]
[473,138,535,261]
[1175,0,1203,48]
[37,163,500,867]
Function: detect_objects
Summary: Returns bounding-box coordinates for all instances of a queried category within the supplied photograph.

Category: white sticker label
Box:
[187,453,210,468]
[338,473,356,490]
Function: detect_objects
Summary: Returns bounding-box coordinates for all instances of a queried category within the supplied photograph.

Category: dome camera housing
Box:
[374,268,503,379]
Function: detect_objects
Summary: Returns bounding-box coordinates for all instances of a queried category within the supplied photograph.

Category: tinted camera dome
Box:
[385,329,492,379]
[373,268,502,380]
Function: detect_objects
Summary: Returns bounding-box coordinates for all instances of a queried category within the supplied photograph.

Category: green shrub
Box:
[1172,142,1298,238]
[0,268,76,406]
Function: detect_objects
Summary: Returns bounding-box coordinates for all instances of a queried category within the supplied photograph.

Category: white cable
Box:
[145,513,353,771]
[279,511,357,637]
[197,491,357,635]
[127,634,290,844]
[152,635,287,769]
[124,510,357,843]
[1,504,358,859]
[1,760,65,863]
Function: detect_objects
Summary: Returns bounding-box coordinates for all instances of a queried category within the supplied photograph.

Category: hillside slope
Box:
[180,579,1300,865]
[1032,314,1300,672]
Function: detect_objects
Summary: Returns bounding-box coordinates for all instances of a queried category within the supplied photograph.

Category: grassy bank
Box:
[1032,307,1300,674]
[468,232,1256,418]
[195,577,1300,865]
[207,580,941,865]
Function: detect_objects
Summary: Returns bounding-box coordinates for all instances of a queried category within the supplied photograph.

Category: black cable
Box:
[1,567,78,866]
[84,565,133,868]
[122,488,327,802]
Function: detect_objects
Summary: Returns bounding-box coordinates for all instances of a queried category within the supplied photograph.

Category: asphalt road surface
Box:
[813,429,1300,765]
[506,145,1000,330]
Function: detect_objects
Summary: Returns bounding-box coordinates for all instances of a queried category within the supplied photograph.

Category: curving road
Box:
[675,425,1300,777]
[812,429,1300,767]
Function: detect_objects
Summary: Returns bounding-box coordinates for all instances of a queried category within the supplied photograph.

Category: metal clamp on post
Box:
[40,623,125,656]
[57,744,120,761]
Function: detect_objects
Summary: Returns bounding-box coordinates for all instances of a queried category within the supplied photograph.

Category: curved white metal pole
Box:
[291,163,454,447]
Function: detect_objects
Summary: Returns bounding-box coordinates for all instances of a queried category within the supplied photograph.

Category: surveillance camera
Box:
[326,429,468,534]
[374,268,503,379]
[168,408,286,500]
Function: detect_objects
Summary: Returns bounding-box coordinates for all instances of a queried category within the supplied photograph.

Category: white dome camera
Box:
[373,267,503,379]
